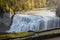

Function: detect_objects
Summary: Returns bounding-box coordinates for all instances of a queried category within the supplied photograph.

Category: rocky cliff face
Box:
[0,13,11,33]
[44,37,60,40]
[56,4,60,17]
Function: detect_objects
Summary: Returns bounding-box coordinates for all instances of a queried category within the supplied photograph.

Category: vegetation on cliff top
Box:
[1,0,57,13]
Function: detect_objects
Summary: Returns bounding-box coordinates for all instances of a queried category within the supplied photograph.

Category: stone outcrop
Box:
[56,4,60,17]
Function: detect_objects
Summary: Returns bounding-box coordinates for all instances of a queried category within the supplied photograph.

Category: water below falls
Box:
[7,14,60,32]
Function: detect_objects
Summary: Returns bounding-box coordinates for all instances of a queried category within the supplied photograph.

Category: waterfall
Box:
[0,10,60,33]
[6,14,60,32]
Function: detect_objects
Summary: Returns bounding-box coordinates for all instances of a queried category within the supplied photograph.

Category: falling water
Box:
[0,10,60,33]
[6,14,60,32]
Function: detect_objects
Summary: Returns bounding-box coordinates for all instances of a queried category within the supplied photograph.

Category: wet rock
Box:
[56,5,60,17]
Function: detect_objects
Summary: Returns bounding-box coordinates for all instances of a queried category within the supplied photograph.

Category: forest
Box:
[1,0,58,13]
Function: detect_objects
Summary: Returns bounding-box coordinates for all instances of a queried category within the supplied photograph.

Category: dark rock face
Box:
[56,5,60,17]
[0,23,10,32]
[0,6,11,33]
[0,13,11,33]
[0,7,5,18]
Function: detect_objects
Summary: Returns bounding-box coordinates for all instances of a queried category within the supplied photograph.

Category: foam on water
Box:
[7,14,60,32]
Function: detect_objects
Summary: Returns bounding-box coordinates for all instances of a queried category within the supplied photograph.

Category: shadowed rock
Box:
[0,23,10,33]
[56,4,60,17]
[0,7,5,18]
[0,13,11,33]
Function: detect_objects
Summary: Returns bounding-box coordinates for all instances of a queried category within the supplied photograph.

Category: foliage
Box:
[0,29,60,39]
[0,32,33,39]
[36,29,60,35]
[1,0,47,11]
[1,0,57,15]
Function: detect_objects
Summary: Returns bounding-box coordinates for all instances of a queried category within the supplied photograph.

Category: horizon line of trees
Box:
[0,0,58,15]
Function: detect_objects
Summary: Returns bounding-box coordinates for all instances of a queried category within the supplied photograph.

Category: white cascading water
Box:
[0,10,60,33]
[7,13,60,32]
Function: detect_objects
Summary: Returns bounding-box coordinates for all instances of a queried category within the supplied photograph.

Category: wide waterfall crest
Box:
[7,14,43,32]
[7,14,60,32]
